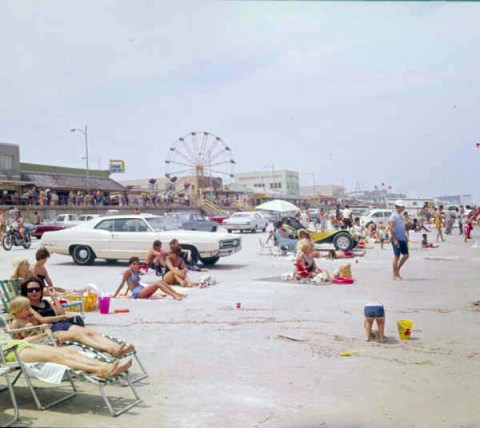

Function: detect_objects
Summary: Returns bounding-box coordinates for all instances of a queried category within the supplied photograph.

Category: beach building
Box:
[231,170,300,197]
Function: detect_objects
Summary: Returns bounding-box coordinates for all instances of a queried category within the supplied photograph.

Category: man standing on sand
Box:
[389,200,409,281]
[434,205,445,243]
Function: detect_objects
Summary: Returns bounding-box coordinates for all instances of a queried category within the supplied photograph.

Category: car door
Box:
[92,219,116,257]
[109,218,157,259]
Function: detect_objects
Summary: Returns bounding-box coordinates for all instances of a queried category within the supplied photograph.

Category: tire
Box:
[211,226,217,232]
[227,229,232,233]
[199,256,220,266]
[2,234,13,251]
[35,236,42,240]
[251,228,256,233]
[333,232,354,251]
[105,259,118,264]
[22,233,32,249]
[262,227,267,232]
[72,245,96,265]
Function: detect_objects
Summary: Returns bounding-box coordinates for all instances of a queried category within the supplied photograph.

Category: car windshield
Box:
[232,213,251,218]
[144,216,179,232]
[363,210,377,217]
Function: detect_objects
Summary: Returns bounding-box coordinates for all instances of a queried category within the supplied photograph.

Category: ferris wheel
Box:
[164,131,235,188]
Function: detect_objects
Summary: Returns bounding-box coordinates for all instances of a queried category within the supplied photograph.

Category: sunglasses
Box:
[27,287,42,293]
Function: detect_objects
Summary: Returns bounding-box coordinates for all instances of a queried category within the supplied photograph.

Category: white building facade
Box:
[232,170,300,196]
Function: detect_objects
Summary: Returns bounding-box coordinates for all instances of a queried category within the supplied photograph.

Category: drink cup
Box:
[236,302,241,309]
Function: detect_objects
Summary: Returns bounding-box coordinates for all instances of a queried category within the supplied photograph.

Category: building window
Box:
[0,155,14,171]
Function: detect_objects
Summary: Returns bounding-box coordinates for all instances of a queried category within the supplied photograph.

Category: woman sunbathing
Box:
[164,247,199,287]
[2,338,131,379]
[114,257,185,300]
[324,249,366,259]
[20,279,134,357]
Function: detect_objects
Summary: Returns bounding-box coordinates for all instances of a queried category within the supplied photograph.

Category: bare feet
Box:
[173,294,186,300]
[113,359,132,376]
[100,361,119,379]
[393,275,402,281]
[113,343,135,357]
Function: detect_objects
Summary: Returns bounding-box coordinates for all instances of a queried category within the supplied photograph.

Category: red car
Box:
[31,223,70,239]
[208,213,230,225]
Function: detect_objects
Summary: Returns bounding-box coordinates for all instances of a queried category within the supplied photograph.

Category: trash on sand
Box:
[114,308,130,313]
[276,334,308,342]
[340,349,365,357]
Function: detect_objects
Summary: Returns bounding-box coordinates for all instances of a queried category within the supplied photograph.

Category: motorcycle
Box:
[2,224,32,250]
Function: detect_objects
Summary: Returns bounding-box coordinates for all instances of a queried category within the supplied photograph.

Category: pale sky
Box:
[1,1,479,201]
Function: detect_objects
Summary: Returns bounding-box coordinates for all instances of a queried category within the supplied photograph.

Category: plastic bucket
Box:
[98,296,111,315]
[84,292,98,312]
[397,320,413,340]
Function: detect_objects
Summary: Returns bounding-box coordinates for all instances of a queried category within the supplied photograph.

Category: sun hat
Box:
[394,200,405,207]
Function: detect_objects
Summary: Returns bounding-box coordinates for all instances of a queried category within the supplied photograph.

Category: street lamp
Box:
[70,125,90,193]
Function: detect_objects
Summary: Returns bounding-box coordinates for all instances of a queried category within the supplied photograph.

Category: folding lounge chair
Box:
[0,317,142,417]
[0,340,19,427]
[258,238,274,255]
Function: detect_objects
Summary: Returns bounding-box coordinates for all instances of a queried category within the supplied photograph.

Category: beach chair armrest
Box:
[7,324,52,335]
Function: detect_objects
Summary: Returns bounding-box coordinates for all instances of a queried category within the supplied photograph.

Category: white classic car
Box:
[40,214,241,266]
[222,212,269,233]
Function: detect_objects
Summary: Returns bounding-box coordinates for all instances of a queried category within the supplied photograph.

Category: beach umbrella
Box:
[255,199,300,212]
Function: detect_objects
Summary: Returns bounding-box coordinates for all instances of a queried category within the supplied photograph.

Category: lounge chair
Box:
[0,316,141,417]
[0,340,19,427]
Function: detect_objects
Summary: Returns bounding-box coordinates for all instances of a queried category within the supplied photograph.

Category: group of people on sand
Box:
[3,251,135,379]
[114,238,209,300]
[293,230,365,281]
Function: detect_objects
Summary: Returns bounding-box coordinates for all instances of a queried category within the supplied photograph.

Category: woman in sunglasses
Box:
[20,278,134,357]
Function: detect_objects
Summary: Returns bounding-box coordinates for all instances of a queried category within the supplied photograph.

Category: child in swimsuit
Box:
[114,257,186,300]
[364,300,385,342]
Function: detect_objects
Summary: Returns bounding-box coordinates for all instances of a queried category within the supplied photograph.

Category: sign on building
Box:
[109,160,125,173]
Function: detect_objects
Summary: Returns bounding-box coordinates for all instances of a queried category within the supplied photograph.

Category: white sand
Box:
[1,228,480,427]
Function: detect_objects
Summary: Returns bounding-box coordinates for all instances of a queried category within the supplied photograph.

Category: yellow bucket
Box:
[397,320,413,340]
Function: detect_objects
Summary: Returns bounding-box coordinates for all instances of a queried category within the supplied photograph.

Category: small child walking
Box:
[364,301,385,342]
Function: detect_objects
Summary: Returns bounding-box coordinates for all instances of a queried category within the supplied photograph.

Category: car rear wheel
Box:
[333,233,354,251]
[72,245,96,265]
[199,256,220,266]
[227,229,232,233]
[251,227,256,233]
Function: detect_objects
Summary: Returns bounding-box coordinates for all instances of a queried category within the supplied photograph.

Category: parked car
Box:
[78,214,101,222]
[31,214,80,239]
[164,211,218,232]
[222,212,269,233]
[209,212,231,225]
[360,209,393,227]
[40,214,241,266]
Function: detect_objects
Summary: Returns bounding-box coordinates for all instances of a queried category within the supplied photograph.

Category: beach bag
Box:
[68,315,85,327]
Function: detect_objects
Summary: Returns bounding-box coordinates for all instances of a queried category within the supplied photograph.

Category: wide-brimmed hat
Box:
[394,200,405,207]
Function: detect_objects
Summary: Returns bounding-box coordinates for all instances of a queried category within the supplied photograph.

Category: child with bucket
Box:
[364,301,385,342]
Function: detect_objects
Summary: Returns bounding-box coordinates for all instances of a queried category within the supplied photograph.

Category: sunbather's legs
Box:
[56,326,134,357]
[19,345,132,378]
[153,280,186,300]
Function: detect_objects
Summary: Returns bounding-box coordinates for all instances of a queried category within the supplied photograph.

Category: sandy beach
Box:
[1,227,480,427]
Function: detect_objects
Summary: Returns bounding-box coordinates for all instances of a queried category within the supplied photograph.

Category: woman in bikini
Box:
[114,257,185,300]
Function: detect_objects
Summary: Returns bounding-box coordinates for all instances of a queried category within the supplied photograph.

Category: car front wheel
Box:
[199,256,220,266]
[333,233,354,251]
[72,245,96,265]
